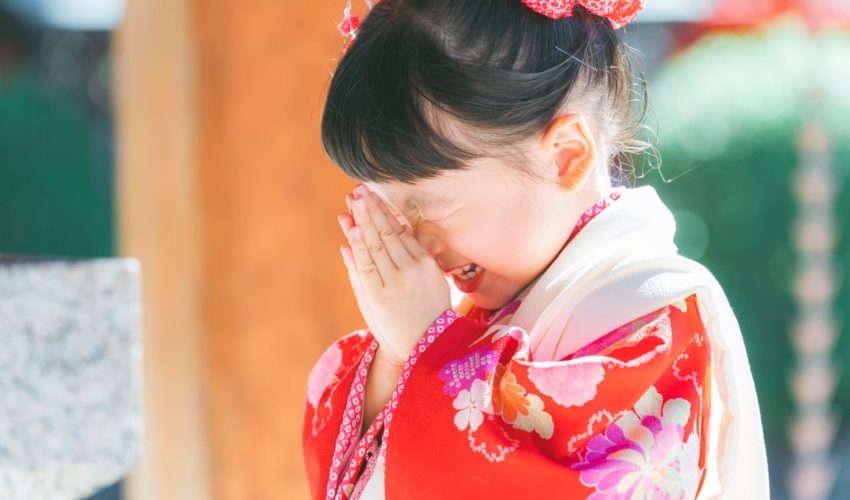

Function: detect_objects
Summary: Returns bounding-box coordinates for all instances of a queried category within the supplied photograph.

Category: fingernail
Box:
[354,199,367,212]
[350,227,363,240]
[370,192,380,203]
[354,185,369,198]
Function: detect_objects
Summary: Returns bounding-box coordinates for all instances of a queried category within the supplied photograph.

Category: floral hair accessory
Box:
[337,14,360,37]
[337,0,642,53]
[520,0,644,29]
[338,0,373,53]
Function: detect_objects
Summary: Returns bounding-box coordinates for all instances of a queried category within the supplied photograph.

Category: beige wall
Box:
[115,0,362,498]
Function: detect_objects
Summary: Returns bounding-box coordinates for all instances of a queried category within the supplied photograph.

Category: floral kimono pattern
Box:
[303,189,712,500]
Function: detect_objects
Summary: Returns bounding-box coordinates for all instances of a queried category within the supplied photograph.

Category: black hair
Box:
[321,0,650,184]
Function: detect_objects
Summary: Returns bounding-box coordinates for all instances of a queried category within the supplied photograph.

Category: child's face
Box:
[366,159,586,310]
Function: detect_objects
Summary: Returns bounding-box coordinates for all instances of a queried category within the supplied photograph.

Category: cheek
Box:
[446,217,542,270]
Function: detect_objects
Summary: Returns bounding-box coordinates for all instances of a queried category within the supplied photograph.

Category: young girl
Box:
[303,1,769,498]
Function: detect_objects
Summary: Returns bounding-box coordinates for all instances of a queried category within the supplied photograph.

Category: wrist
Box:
[363,345,403,430]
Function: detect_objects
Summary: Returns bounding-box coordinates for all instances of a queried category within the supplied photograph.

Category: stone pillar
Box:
[0,257,143,500]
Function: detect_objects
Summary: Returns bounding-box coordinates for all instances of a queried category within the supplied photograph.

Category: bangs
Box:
[321,7,482,184]
[321,0,647,185]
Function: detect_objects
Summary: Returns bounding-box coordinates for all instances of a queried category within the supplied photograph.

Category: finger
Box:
[352,197,398,277]
[341,245,368,299]
[341,244,376,328]
[338,212,355,234]
[348,225,385,289]
[360,192,415,266]
[346,193,354,213]
[341,244,368,303]
[370,192,430,259]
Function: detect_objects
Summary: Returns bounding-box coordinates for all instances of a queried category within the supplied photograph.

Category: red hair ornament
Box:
[521,0,644,29]
[338,0,642,54]
[338,0,372,54]
[338,13,360,54]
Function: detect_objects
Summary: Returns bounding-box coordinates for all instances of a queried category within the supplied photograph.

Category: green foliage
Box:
[641,18,850,493]
[0,73,113,257]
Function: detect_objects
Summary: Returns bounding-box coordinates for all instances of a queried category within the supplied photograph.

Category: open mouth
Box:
[446,263,486,294]
[448,263,483,281]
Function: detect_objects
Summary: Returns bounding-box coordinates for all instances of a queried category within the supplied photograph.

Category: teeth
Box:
[451,264,473,276]
[454,264,482,281]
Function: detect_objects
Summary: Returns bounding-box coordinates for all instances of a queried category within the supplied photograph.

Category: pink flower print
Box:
[306,343,342,408]
[453,379,491,432]
[572,387,702,500]
[528,361,605,408]
[439,347,498,397]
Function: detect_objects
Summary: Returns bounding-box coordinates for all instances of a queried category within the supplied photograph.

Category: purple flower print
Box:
[572,387,701,500]
[439,347,498,396]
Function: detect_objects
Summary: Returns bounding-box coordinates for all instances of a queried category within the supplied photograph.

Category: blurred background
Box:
[0,0,848,499]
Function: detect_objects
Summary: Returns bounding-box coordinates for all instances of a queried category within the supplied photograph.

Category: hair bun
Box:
[520,0,644,29]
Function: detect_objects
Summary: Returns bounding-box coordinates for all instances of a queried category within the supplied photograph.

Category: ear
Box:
[541,114,598,192]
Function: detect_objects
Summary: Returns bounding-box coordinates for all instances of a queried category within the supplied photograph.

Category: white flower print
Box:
[512,394,554,439]
[453,379,491,432]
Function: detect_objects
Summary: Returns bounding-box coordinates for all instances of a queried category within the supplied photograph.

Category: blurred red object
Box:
[710,0,850,29]
[666,0,850,54]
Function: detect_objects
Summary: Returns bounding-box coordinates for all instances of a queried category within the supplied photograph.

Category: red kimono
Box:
[304,191,711,499]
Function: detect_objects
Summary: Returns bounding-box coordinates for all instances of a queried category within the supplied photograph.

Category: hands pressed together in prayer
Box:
[337,184,452,369]
[338,184,452,429]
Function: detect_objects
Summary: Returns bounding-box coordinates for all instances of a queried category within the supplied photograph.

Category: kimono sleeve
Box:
[382,294,711,499]
[302,330,376,500]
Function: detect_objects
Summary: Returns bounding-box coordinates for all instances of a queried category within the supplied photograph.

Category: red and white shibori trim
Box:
[326,310,461,500]
[568,186,624,244]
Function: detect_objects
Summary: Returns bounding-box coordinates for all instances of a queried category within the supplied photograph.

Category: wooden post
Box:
[116,0,362,497]
[114,0,208,498]
[195,1,363,498]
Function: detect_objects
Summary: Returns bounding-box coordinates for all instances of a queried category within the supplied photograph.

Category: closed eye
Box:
[421,206,460,223]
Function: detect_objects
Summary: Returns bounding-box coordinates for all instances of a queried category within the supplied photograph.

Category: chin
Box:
[466,290,515,311]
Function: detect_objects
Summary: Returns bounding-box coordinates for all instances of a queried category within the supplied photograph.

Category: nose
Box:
[413,224,448,258]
